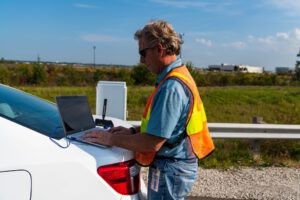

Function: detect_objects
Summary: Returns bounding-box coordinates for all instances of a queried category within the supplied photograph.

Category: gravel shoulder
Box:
[141,167,300,200]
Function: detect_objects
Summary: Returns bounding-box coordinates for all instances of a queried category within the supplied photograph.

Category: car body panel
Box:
[0,170,32,200]
[0,116,122,199]
[0,84,141,200]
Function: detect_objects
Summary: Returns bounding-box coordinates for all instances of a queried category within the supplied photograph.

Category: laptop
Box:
[56,95,109,148]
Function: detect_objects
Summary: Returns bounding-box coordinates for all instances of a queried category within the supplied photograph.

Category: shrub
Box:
[131,64,156,85]
[0,67,9,84]
[31,64,47,85]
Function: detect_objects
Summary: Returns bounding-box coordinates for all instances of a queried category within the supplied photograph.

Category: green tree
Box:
[0,66,9,84]
[186,61,198,78]
[93,69,103,83]
[31,64,47,85]
[117,68,134,85]
[64,67,83,86]
[131,64,156,85]
[16,64,33,85]
[186,61,206,86]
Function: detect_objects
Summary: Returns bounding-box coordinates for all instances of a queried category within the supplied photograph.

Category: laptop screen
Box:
[56,96,95,135]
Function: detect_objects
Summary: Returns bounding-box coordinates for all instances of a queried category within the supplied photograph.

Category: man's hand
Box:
[81,126,165,152]
[81,130,112,146]
[108,126,133,135]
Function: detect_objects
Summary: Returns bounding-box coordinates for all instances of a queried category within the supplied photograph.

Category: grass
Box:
[19,86,97,113]
[200,86,300,124]
[18,86,300,124]
[199,139,300,169]
[18,86,300,168]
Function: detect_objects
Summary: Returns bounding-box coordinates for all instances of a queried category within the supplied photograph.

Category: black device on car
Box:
[95,98,114,129]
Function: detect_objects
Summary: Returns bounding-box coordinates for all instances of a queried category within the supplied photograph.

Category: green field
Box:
[18,86,300,168]
[19,86,300,124]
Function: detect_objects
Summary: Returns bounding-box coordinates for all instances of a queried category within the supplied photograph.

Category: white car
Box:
[0,84,144,200]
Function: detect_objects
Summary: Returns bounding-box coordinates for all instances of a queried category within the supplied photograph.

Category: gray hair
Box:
[134,20,182,56]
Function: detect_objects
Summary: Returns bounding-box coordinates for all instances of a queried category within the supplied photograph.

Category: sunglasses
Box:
[139,46,155,57]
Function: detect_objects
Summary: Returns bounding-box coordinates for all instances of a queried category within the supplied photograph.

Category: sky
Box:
[1,0,300,71]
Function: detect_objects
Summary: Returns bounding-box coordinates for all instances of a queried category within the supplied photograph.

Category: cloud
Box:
[73,3,97,9]
[267,0,300,16]
[223,41,246,49]
[195,38,213,47]
[81,34,121,42]
[245,28,300,54]
[257,36,275,45]
[150,0,243,15]
[276,32,289,40]
[248,28,300,45]
[192,28,300,52]
[151,0,210,8]
[188,27,300,68]
[291,28,300,40]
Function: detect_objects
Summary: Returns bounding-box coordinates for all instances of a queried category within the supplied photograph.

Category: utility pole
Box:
[93,45,96,68]
[37,54,41,64]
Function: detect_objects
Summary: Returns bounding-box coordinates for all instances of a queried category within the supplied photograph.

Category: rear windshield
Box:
[0,85,64,139]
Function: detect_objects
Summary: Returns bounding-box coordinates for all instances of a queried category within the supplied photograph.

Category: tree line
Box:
[0,62,299,87]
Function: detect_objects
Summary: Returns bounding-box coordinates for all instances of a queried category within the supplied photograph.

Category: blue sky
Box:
[1,0,300,71]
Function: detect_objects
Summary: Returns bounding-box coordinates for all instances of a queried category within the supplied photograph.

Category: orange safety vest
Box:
[135,65,215,166]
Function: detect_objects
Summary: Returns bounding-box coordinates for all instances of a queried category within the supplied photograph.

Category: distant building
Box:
[208,64,222,71]
[208,63,264,73]
[242,65,264,73]
[275,67,292,74]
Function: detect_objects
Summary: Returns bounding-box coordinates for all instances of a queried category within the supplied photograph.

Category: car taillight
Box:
[97,159,140,195]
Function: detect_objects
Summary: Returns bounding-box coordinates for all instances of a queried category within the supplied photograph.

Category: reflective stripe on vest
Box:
[135,65,215,166]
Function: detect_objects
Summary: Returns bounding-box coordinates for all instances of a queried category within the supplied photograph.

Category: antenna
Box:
[102,98,107,120]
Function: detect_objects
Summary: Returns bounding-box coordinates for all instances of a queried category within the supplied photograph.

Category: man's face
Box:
[138,38,159,74]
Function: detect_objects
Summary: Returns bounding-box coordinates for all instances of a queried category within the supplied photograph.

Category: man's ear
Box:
[157,43,164,57]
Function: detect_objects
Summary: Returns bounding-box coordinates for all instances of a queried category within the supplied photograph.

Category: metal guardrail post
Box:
[250,116,264,161]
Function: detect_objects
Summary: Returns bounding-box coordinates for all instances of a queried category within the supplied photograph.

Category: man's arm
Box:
[111,132,166,152]
[82,129,166,152]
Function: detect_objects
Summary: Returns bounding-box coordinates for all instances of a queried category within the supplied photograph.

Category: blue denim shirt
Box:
[146,58,196,159]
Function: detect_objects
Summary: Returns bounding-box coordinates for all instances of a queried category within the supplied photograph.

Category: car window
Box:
[0,84,65,139]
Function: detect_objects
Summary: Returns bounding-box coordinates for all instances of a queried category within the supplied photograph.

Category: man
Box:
[82,20,214,200]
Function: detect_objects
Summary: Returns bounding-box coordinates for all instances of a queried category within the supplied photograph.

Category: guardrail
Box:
[127,121,300,139]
